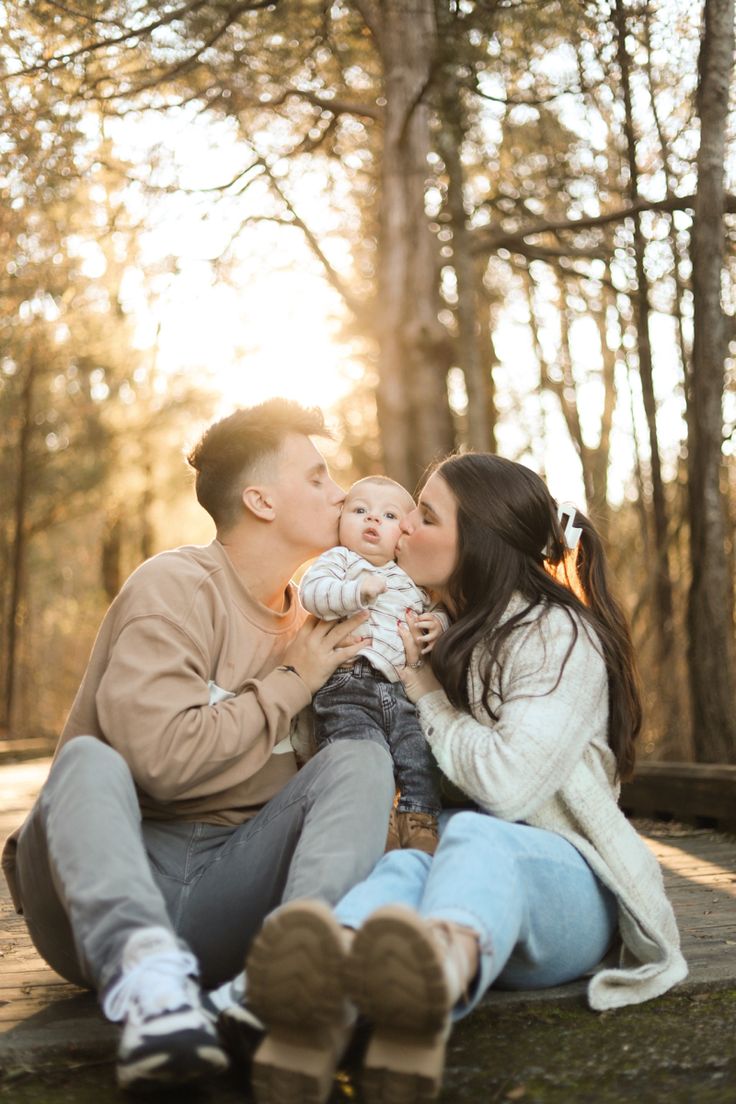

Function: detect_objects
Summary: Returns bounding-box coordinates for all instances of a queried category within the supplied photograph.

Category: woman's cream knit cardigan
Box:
[414,596,687,1011]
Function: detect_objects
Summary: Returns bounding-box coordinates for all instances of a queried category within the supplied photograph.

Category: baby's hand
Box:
[360,572,388,604]
[410,610,446,654]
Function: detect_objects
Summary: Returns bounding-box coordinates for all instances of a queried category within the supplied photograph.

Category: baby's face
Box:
[339,483,411,566]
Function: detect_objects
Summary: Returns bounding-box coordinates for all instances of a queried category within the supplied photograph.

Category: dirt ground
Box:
[2,987,735,1103]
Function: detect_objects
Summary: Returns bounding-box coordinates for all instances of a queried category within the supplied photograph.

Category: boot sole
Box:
[344,906,452,1104]
[247,899,353,1104]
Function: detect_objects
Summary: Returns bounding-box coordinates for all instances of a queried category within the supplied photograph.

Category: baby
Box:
[300,476,447,854]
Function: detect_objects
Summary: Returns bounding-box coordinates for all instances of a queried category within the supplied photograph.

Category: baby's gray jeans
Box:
[313,658,441,816]
[14,735,394,995]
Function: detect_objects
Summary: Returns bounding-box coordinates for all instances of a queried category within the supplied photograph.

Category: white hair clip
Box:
[557,501,582,550]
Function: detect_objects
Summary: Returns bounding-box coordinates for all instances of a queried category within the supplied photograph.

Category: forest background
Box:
[1,0,734,764]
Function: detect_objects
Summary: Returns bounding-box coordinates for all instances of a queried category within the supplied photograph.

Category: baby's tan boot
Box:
[397,811,439,855]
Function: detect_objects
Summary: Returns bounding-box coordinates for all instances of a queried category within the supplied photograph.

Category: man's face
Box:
[339,482,411,566]
[269,434,344,558]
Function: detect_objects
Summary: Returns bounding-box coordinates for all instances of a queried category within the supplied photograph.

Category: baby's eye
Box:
[354,506,366,514]
[385,512,398,521]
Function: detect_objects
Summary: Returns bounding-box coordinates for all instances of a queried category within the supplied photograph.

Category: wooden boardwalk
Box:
[1,760,736,1068]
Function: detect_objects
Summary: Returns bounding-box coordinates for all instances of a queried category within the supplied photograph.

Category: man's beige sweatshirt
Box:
[66,538,313,819]
[3,540,313,909]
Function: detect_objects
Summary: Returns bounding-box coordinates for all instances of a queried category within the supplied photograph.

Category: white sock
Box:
[206,969,247,1014]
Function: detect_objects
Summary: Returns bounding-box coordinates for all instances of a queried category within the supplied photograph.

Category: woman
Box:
[244,453,687,1104]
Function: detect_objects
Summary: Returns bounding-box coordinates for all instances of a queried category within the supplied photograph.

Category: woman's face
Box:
[395,470,459,601]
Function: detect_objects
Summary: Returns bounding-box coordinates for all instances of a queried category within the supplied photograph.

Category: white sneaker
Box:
[202,970,265,1065]
[103,927,229,1090]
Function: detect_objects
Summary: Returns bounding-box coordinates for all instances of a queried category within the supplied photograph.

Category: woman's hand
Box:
[281,611,370,695]
[397,610,442,703]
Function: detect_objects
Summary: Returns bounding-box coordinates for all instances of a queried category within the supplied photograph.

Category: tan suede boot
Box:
[344,906,480,1104]
[397,811,439,855]
[247,900,356,1104]
[385,806,401,852]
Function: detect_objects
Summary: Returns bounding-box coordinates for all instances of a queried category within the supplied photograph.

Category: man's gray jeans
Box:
[14,735,394,994]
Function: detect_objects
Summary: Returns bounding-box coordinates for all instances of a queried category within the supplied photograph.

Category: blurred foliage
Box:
[0,1,733,756]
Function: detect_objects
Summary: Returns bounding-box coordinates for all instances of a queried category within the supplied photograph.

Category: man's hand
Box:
[359,572,388,604]
[280,611,370,695]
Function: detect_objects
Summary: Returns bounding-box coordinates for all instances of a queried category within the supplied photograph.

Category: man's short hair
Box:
[187,399,327,529]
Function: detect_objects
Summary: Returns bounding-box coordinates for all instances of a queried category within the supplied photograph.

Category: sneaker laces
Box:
[104,948,201,1024]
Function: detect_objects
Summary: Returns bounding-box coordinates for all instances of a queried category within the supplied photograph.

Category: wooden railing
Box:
[621,762,736,834]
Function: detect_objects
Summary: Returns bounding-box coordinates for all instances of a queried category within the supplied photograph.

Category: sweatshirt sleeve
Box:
[416,610,609,821]
[300,548,366,619]
[95,614,311,804]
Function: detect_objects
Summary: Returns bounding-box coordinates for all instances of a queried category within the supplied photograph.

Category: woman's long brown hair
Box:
[428,454,641,781]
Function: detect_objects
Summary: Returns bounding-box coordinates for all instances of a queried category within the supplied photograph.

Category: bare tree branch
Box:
[235,85,382,121]
[505,253,619,291]
[1,1,211,79]
[510,243,609,261]
[473,193,736,254]
[41,1,128,27]
[139,160,264,196]
[471,74,609,108]
[257,157,365,318]
[288,87,382,121]
[290,113,339,156]
[79,0,277,102]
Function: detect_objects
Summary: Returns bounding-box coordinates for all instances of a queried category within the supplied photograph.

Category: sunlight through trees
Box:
[0,0,734,760]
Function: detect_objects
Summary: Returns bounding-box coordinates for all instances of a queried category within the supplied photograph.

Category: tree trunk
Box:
[374,0,455,488]
[4,359,35,733]
[526,270,599,507]
[140,462,155,563]
[587,279,619,538]
[625,348,653,570]
[478,285,499,454]
[642,6,691,388]
[101,513,123,602]
[436,63,490,451]
[687,0,736,762]
[612,0,676,662]
[0,518,9,715]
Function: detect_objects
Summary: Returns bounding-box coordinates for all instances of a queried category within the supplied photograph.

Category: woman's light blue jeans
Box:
[334,810,618,1020]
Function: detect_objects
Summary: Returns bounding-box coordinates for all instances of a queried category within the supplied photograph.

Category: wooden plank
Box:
[0,996,94,1026]
[622,763,736,830]
[651,838,736,855]
[659,867,736,880]
[678,869,736,880]
[632,763,736,781]
[0,971,72,989]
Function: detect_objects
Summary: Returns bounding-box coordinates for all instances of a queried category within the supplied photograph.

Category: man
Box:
[1,399,395,1090]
